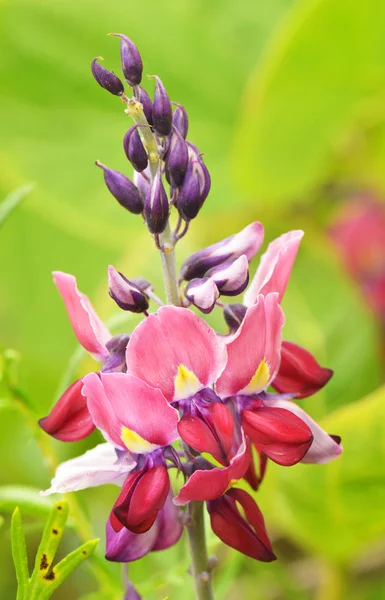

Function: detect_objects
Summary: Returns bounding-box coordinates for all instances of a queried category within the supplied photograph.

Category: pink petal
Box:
[244,230,303,306]
[272,341,333,398]
[173,432,249,505]
[39,379,95,442]
[267,398,342,464]
[216,294,284,398]
[41,443,134,495]
[126,306,227,402]
[53,272,111,361]
[99,372,179,448]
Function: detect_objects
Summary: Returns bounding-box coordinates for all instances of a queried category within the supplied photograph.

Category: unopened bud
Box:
[91,57,124,96]
[144,170,169,234]
[206,255,249,296]
[181,222,264,281]
[152,76,172,137]
[223,303,247,332]
[108,265,149,313]
[123,126,148,172]
[176,159,211,221]
[103,333,131,372]
[165,128,189,187]
[110,33,143,87]
[185,278,219,314]
[96,161,143,214]
[136,86,153,126]
[130,277,153,294]
[172,103,189,138]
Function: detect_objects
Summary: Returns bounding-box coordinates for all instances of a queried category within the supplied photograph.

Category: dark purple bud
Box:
[130,277,153,293]
[103,333,131,372]
[136,86,153,126]
[164,128,189,187]
[185,277,219,314]
[176,159,211,221]
[144,170,169,234]
[205,255,249,296]
[91,57,124,96]
[110,33,143,86]
[123,126,148,172]
[172,103,189,138]
[108,266,149,313]
[223,303,248,332]
[152,76,172,137]
[96,161,143,214]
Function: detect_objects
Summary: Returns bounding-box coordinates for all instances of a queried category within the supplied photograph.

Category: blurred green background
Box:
[1,0,385,598]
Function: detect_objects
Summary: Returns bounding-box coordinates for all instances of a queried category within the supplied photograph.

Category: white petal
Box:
[41,443,135,495]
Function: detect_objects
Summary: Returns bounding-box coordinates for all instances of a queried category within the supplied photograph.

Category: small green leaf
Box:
[0,486,55,518]
[0,184,33,228]
[11,508,29,600]
[28,500,69,597]
[37,538,99,600]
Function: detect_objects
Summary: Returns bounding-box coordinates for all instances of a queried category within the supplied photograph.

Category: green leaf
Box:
[260,385,385,564]
[11,508,29,600]
[0,184,33,228]
[233,0,385,202]
[33,538,99,600]
[0,486,55,518]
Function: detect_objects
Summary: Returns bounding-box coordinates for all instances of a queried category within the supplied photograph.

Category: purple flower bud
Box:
[96,161,143,214]
[130,277,153,294]
[103,333,131,372]
[152,76,172,137]
[172,103,189,138]
[206,255,249,296]
[223,303,247,332]
[185,277,219,314]
[164,128,189,187]
[176,159,211,221]
[144,170,169,234]
[108,266,149,313]
[123,126,148,172]
[136,86,153,126]
[180,222,264,281]
[110,33,143,87]
[91,57,124,96]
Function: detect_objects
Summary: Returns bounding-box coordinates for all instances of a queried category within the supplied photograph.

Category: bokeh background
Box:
[1,0,385,598]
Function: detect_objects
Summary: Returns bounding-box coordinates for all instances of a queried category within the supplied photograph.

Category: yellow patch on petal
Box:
[121,426,159,454]
[242,357,270,394]
[173,364,201,401]
[225,478,238,493]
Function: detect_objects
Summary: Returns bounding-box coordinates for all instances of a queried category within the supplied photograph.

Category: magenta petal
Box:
[152,492,183,551]
[39,379,95,442]
[244,230,303,306]
[216,294,284,398]
[267,399,342,464]
[106,517,160,562]
[100,373,179,447]
[174,432,249,505]
[82,372,125,448]
[126,306,227,401]
[272,341,333,399]
[53,272,110,361]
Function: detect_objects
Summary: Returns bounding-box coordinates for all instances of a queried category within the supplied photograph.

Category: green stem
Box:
[186,502,214,600]
[159,222,180,306]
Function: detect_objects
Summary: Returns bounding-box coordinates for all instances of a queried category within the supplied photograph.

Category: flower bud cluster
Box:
[91,34,211,237]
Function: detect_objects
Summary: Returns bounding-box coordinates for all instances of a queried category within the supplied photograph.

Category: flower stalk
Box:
[186,501,214,600]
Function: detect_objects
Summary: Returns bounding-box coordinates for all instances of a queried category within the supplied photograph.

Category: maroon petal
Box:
[242,406,313,466]
[272,341,333,399]
[207,489,276,562]
[38,379,95,442]
[178,415,222,461]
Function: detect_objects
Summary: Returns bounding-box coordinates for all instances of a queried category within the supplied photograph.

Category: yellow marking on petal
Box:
[243,357,270,394]
[121,426,159,454]
[173,364,201,401]
[225,479,238,493]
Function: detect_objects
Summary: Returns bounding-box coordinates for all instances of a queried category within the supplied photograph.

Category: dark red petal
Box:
[208,494,276,562]
[113,465,170,533]
[178,415,221,459]
[207,402,234,459]
[272,341,333,399]
[227,488,273,552]
[242,407,313,466]
[38,379,95,442]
